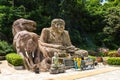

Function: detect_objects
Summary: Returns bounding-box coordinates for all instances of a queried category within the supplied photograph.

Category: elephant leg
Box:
[29,54,35,67]
[34,50,42,64]
[23,49,39,71]
[23,58,30,70]
[24,57,36,71]
[25,53,37,71]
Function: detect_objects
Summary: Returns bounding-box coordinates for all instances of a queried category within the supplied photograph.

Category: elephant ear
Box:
[30,32,39,44]
[26,39,37,52]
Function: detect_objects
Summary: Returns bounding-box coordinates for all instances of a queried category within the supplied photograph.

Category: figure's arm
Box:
[39,40,64,49]
[64,31,79,50]
[63,31,72,46]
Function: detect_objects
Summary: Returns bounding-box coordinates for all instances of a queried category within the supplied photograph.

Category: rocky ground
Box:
[0,60,120,80]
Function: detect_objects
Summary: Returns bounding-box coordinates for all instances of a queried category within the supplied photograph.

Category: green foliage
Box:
[88,55,96,61]
[0,40,14,56]
[6,53,23,66]
[0,5,27,42]
[69,29,82,47]
[28,6,51,33]
[97,52,106,57]
[107,57,120,65]
[0,0,11,6]
[102,7,120,49]
[108,50,117,57]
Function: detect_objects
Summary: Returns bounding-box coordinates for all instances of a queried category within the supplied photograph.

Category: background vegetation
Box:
[0,0,120,50]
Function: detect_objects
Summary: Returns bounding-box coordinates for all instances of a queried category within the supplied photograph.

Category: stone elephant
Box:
[13,30,42,71]
[12,18,43,71]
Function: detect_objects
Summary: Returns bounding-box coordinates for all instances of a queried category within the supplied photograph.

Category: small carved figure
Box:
[50,52,65,74]
[39,18,88,58]
[52,52,59,67]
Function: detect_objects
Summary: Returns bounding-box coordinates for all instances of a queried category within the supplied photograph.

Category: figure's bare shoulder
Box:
[41,28,51,35]
[63,30,69,35]
[42,28,50,31]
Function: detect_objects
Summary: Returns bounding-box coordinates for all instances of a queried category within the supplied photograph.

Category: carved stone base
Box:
[49,68,59,74]
[49,65,65,74]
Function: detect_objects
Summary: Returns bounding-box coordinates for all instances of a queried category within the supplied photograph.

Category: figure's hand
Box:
[66,46,75,50]
[55,45,65,49]
[66,46,76,53]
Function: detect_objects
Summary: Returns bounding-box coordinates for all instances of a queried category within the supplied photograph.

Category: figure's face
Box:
[23,20,36,31]
[51,19,65,34]
[26,39,36,53]
[54,52,58,57]
[55,22,64,33]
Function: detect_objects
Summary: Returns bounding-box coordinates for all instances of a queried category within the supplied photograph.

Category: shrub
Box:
[107,57,120,65]
[6,53,23,66]
[97,52,105,57]
[88,55,96,61]
[108,50,117,57]
[0,40,14,56]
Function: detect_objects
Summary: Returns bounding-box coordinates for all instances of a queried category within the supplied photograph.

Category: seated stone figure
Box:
[39,18,88,58]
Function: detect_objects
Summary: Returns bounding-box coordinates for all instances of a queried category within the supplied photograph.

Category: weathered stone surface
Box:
[13,31,39,54]
[12,18,88,72]
[117,48,120,54]
[75,50,88,57]
[39,57,52,72]
[12,18,36,36]
[39,18,88,58]
[98,48,109,54]
[13,30,41,70]
[12,18,41,72]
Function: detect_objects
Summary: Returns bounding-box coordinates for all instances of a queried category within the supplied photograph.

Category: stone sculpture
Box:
[12,18,36,36]
[50,52,65,74]
[117,48,120,54]
[12,18,88,72]
[12,18,41,71]
[39,57,52,72]
[13,30,41,70]
[39,18,88,58]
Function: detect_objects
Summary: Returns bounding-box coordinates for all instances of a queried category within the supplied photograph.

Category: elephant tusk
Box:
[25,48,29,58]
[32,51,34,58]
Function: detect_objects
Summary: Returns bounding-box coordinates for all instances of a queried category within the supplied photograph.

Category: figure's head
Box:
[54,52,58,57]
[51,19,65,34]
[26,38,37,53]
[12,18,36,36]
